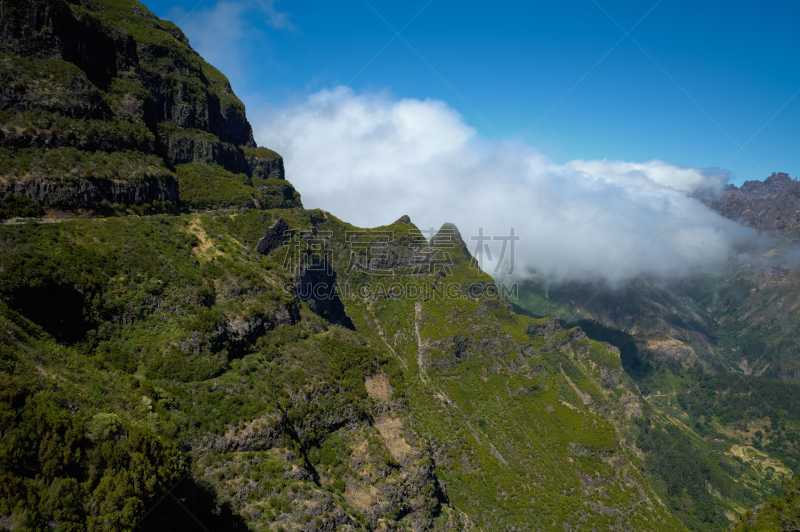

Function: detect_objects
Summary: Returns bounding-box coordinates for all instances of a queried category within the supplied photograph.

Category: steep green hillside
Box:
[1,0,795,530]
[514,269,800,529]
[0,207,688,530]
[731,475,800,531]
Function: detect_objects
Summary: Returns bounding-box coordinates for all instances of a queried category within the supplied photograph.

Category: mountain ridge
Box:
[1,0,798,530]
[700,172,800,238]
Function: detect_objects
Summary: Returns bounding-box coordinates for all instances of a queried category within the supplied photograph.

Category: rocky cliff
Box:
[702,172,800,238]
[0,0,297,216]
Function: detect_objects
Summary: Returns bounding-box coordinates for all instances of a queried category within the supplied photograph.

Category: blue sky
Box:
[146,0,800,185]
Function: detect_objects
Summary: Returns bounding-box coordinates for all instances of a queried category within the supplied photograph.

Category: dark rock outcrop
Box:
[0,0,291,216]
[525,317,562,339]
[256,217,290,255]
[0,175,178,210]
[244,146,285,180]
[1,0,253,145]
[734,172,799,200]
[0,55,111,118]
[295,256,355,330]
[157,123,248,171]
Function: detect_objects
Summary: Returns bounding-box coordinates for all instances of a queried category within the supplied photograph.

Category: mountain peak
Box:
[737,171,799,200]
[433,222,473,263]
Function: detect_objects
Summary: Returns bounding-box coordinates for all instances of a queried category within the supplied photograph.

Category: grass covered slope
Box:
[515,280,800,530]
[0,207,689,530]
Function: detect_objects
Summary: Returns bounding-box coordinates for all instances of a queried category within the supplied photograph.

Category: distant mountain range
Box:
[703,172,800,238]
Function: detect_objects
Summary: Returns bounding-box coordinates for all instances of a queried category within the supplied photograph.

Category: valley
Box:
[0,0,799,530]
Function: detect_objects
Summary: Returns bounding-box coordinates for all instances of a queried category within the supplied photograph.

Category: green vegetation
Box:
[0,147,172,183]
[0,303,248,531]
[635,414,760,530]
[176,163,256,210]
[1,0,294,218]
[3,0,796,528]
[252,178,302,209]
[732,475,800,531]
[0,208,691,530]
[569,318,651,377]
[0,110,156,153]
[0,53,107,118]
[0,193,42,219]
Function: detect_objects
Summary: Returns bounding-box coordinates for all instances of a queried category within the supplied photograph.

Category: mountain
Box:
[514,172,800,529]
[515,171,800,381]
[702,172,800,238]
[0,0,298,217]
[1,1,798,531]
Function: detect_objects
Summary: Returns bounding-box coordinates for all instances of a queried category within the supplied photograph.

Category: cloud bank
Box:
[252,88,767,283]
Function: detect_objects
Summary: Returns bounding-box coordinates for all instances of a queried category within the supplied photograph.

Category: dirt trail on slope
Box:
[414,301,428,382]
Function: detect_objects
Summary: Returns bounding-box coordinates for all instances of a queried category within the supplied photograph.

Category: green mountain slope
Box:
[2,0,795,530]
[0,207,688,530]
[512,187,800,529]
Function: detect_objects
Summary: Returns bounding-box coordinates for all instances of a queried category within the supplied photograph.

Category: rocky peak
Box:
[736,172,799,200]
[432,222,473,264]
[702,171,800,238]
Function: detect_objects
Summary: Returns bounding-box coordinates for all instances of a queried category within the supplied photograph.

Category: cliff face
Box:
[0,0,252,145]
[0,0,296,216]
[703,172,800,238]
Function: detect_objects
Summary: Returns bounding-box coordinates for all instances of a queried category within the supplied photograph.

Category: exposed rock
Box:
[254,179,302,209]
[196,416,286,453]
[0,0,293,215]
[0,113,157,153]
[157,123,248,173]
[525,317,562,339]
[642,337,701,367]
[701,172,800,237]
[568,326,588,344]
[294,253,355,329]
[0,175,178,210]
[243,146,285,180]
[733,172,799,200]
[365,373,393,404]
[0,55,111,118]
[255,217,290,255]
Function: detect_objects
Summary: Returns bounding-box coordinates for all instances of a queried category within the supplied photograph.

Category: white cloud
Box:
[252,87,769,283]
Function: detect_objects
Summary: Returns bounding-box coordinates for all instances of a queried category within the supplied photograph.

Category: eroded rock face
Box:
[255,217,290,255]
[244,147,285,180]
[0,0,291,215]
[158,124,249,172]
[0,54,111,118]
[0,175,178,210]
[526,317,562,339]
[734,172,799,200]
[642,337,701,367]
[295,259,354,329]
[701,172,800,237]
